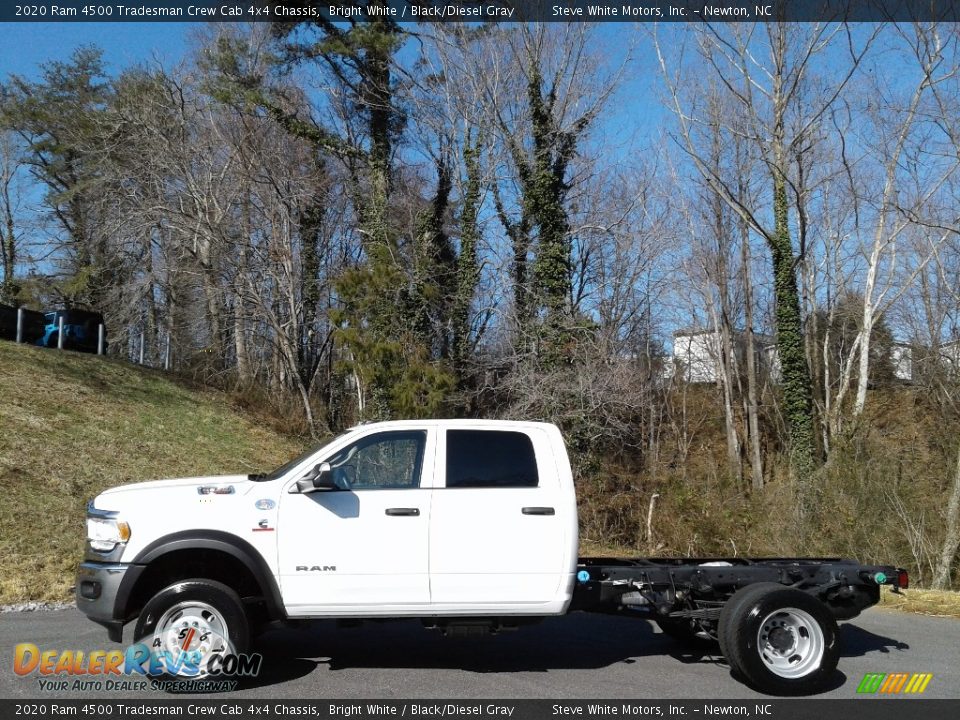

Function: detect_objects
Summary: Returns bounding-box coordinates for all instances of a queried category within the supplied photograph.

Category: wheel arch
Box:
[116,530,285,623]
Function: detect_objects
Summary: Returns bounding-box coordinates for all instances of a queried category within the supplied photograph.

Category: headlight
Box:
[86,517,131,552]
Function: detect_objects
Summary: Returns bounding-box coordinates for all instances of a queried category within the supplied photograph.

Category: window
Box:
[326,431,426,490]
[446,430,539,488]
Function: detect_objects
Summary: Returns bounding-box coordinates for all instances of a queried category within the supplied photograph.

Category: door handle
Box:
[385,508,420,516]
[522,506,555,516]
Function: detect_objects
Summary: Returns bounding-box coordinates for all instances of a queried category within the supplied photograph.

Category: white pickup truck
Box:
[77,419,906,694]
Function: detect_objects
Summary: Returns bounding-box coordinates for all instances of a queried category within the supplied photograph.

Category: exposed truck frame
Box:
[574,556,904,621]
[568,556,906,693]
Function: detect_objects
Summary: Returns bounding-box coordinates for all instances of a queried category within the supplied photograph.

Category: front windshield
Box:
[250,431,350,482]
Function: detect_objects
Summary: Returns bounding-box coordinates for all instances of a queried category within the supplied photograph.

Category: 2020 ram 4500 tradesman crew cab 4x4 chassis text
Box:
[76,420,907,694]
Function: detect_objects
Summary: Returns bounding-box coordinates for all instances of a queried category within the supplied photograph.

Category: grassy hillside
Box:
[0,342,303,604]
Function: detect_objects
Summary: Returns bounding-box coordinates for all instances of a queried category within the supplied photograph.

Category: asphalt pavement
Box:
[1,606,957,699]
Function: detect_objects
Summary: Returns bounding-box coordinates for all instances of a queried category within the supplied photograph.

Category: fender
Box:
[116,529,286,622]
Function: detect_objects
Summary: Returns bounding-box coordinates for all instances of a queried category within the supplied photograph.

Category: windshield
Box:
[249,431,350,482]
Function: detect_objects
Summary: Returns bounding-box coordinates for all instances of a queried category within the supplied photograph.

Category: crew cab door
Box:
[429,428,566,608]
[277,428,434,614]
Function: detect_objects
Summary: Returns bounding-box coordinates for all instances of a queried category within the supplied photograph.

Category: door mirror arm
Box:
[291,462,338,494]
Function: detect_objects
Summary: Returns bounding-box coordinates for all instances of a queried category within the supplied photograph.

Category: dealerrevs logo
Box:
[14,641,262,691]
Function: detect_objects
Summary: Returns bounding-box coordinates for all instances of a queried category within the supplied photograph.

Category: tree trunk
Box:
[1,175,16,302]
[932,442,960,590]
[234,286,250,384]
[740,218,764,490]
[717,316,742,477]
[770,169,816,484]
[452,136,481,377]
[202,276,223,361]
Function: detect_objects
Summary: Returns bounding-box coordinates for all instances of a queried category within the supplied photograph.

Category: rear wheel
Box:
[719,583,838,695]
[134,579,249,678]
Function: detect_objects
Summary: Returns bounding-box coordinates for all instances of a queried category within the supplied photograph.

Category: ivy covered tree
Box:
[209,6,461,419]
[489,26,609,366]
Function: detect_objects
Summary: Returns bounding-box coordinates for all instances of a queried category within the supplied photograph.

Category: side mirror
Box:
[294,462,337,494]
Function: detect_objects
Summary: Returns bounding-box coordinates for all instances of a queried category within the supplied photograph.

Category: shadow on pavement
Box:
[839,622,910,657]
[228,614,907,693]
[728,668,848,697]
[245,613,673,682]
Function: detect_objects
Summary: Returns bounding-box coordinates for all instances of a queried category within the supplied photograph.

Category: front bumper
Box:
[75,561,141,642]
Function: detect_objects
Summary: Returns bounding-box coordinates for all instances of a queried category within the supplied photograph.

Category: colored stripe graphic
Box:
[857,673,885,693]
[879,673,898,693]
[880,673,910,695]
[857,672,932,695]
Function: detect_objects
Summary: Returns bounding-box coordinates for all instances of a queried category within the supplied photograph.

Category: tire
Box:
[655,617,718,649]
[133,579,249,678]
[719,583,839,695]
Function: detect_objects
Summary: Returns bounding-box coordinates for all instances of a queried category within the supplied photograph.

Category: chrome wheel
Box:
[756,607,825,679]
[154,601,233,676]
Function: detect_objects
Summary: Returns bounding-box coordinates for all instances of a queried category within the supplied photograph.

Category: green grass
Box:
[0,342,303,604]
[879,588,960,619]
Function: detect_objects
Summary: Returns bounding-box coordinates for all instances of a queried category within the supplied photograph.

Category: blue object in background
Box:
[37,309,106,354]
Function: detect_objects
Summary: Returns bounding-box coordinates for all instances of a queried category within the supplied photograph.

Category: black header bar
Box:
[1,700,960,720]
[2,1,960,23]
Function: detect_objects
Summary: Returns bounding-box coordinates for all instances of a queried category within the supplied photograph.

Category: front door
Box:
[277,429,433,614]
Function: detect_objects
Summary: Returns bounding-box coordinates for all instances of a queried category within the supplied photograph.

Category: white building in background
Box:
[890,343,913,382]
[669,328,779,384]
[670,329,914,385]
[670,329,721,384]
[940,340,960,371]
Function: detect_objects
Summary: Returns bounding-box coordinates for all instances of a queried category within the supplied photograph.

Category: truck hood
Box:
[94,474,254,504]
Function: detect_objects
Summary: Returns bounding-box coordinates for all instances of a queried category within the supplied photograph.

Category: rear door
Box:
[429,427,565,607]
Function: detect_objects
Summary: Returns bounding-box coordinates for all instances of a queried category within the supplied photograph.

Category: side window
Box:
[446,430,539,488]
[327,431,426,490]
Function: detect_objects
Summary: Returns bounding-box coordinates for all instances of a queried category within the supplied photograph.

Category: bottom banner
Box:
[3,699,960,720]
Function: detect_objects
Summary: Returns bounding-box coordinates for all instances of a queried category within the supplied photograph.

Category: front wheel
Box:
[719,583,839,695]
[133,579,249,678]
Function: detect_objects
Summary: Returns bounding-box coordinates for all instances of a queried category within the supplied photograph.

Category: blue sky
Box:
[0,21,659,127]
[0,22,190,79]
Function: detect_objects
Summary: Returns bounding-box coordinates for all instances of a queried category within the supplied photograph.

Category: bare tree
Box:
[0,131,24,302]
[656,22,877,486]
[830,25,960,429]
[468,24,628,359]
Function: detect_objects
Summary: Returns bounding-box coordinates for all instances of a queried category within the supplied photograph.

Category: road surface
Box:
[1,606,957,699]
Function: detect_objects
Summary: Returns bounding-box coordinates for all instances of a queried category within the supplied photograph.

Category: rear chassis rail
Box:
[572,557,906,624]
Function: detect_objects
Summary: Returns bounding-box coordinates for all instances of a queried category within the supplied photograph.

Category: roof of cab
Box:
[347,419,559,431]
